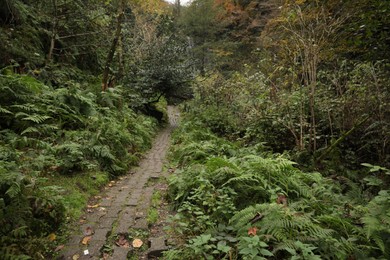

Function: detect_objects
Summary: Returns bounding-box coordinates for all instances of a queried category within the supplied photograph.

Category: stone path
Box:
[59,106,179,260]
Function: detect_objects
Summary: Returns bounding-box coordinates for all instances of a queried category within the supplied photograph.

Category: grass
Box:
[47,171,109,219]
[147,190,162,225]
[151,190,162,207]
[147,208,159,225]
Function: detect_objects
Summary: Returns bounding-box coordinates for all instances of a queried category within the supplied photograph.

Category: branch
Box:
[59,31,102,39]
[316,116,369,164]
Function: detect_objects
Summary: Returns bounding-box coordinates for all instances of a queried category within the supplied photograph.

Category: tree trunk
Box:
[46,0,57,64]
[102,0,125,92]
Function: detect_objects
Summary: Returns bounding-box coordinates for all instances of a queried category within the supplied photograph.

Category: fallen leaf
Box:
[54,245,65,252]
[276,194,288,207]
[132,238,143,248]
[81,236,92,245]
[72,254,80,260]
[48,233,56,241]
[102,252,110,260]
[115,234,130,248]
[87,204,100,208]
[249,212,264,224]
[84,226,94,236]
[248,227,258,236]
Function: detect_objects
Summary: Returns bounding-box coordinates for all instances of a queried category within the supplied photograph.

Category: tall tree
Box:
[102,0,125,91]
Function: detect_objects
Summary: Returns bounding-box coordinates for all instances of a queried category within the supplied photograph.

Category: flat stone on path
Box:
[148,237,168,258]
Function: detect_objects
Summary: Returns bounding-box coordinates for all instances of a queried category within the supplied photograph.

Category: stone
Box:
[148,237,168,258]
[110,247,129,260]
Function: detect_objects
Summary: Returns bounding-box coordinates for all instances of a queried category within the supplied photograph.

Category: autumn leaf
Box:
[81,236,92,245]
[248,227,258,236]
[115,234,130,248]
[276,194,288,207]
[84,226,94,236]
[54,245,65,252]
[72,254,80,260]
[132,238,143,248]
[87,204,100,208]
[102,252,110,260]
[48,233,56,241]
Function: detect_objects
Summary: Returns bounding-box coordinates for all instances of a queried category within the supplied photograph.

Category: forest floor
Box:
[59,106,180,260]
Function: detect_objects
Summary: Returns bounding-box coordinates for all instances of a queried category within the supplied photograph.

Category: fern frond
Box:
[0,106,13,115]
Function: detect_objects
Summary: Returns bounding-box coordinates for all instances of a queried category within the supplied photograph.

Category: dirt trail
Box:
[60,106,179,259]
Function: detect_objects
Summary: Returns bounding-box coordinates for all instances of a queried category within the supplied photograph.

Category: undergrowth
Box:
[164,111,390,260]
[0,72,159,258]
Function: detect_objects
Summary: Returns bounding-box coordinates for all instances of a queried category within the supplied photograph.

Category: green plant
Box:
[237,235,273,260]
[147,208,159,225]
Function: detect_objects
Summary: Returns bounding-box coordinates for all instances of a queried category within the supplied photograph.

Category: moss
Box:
[47,171,109,219]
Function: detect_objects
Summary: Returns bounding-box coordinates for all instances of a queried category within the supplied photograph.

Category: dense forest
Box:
[0,0,389,259]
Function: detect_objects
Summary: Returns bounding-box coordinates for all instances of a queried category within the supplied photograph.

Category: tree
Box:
[102,0,125,91]
[263,1,346,152]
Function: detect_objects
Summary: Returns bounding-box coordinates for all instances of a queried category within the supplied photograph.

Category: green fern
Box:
[361,190,390,256]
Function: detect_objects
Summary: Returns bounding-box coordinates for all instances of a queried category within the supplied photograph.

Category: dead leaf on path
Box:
[84,226,94,236]
[115,234,130,248]
[87,204,100,208]
[102,252,110,260]
[48,233,56,241]
[54,245,65,252]
[81,236,92,245]
[72,254,80,260]
[132,238,143,248]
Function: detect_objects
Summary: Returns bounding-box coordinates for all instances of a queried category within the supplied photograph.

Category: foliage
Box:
[123,12,193,103]
[0,72,158,258]
[165,114,390,259]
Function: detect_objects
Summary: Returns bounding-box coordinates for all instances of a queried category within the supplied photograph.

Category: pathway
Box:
[59,106,180,259]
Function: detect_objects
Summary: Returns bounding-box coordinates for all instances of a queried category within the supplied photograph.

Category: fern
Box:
[361,190,390,256]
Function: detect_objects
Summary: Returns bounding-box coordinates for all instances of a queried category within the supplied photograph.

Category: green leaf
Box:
[363,176,383,186]
[259,249,273,256]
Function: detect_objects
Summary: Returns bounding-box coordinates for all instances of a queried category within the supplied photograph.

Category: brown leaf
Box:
[115,234,130,248]
[249,212,264,224]
[81,236,92,245]
[248,227,258,236]
[84,226,94,236]
[276,194,288,207]
[48,233,56,241]
[54,245,65,252]
[132,238,143,248]
[87,204,100,208]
